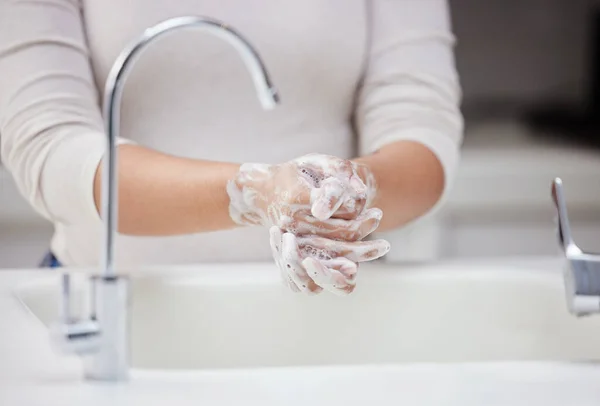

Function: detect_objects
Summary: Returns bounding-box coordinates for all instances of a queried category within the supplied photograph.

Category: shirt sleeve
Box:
[0,0,129,227]
[356,0,464,213]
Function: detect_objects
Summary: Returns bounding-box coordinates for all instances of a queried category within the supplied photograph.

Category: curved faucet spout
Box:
[101,16,280,277]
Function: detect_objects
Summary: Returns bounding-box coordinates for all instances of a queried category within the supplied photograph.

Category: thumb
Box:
[310,177,346,221]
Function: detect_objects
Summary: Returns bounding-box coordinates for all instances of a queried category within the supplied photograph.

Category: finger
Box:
[332,194,367,221]
[269,226,283,255]
[314,173,368,221]
[353,208,383,240]
[349,174,367,196]
[269,226,300,292]
[290,207,383,241]
[322,257,359,281]
[353,163,377,208]
[331,207,382,239]
[310,177,346,221]
[297,236,391,263]
[281,233,322,295]
[324,257,359,295]
[346,174,368,216]
[302,257,356,296]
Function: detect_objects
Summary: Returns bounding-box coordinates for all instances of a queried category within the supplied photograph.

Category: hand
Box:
[269,226,390,296]
[227,154,379,241]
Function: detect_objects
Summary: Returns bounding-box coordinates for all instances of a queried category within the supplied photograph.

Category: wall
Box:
[452,0,592,113]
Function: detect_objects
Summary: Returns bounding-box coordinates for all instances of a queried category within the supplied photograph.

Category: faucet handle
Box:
[551,178,600,316]
[50,274,101,355]
[551,178,581,255]
[50,319,101,355]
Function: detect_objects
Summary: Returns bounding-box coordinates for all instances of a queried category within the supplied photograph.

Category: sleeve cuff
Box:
[42,130,135,227]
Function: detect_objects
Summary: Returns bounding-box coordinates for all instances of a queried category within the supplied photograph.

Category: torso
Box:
[58,1,370,266]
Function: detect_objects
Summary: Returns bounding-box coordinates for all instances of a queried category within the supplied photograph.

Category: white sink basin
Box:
[13,260,600,370]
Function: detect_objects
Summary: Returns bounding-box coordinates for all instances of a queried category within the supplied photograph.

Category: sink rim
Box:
[11,257,566,295]
[10,257,563,291]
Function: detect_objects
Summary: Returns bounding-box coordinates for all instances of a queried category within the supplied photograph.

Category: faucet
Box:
[51,16,280,381]
[551,178,600,317]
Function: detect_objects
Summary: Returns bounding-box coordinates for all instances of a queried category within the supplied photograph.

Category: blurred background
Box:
[2,0,600,268]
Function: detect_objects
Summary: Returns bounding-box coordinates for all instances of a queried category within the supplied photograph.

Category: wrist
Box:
[353,141,445,230]
[226,162,271,227]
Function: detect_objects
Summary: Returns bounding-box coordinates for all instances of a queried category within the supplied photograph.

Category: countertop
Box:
[4,362,600,406]
[2,260,600,405]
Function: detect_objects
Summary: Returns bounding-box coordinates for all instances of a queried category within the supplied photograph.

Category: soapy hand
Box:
[227,153,379,241]
[228,153,389,295]
[269,227,390,295]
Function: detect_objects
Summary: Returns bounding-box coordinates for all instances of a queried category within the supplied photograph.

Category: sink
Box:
[13,260,600,370]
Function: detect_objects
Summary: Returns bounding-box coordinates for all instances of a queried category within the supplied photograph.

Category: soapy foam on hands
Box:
[301,244,332,261]
[296,235,391,262]
[310,178,346,220]
[228,155,373,236]
[269,224,390,296]
[271,226,357,295]
[229,154,389,295]
[300,166,325,187]
[304,257,358,295]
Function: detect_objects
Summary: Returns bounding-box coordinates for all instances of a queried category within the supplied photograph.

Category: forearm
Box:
[93,144,240,236]
[354,140,444,231]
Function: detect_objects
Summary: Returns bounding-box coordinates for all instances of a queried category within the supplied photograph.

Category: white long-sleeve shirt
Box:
[0,0,463,267]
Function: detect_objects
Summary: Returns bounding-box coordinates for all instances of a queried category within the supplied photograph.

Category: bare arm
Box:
[354,141,444,231]
[93,144,240,235]
[355,0,463,231]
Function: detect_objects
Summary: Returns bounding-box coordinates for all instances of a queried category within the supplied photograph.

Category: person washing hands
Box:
[0,0,463,295]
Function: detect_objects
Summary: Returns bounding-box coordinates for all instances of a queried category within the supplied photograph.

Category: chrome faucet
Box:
[551,178,600,316]
[51,16,280,381]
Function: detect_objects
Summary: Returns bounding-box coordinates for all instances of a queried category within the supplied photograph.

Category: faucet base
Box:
[83,276,130,381]
[564,256,600,316]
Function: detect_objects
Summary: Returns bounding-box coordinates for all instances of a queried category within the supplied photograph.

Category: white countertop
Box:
[3,259,600,405]
[4,362,600,406]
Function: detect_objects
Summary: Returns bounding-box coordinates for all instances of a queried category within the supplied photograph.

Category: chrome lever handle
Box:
[551,178,582,255]
[50,319,101,355]
[50,274,101,355]
[551,178,600,316]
